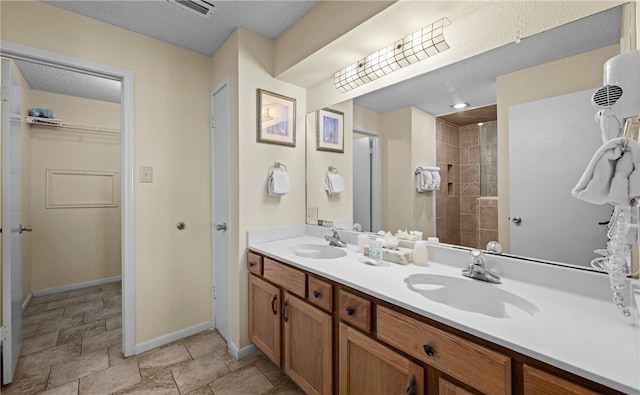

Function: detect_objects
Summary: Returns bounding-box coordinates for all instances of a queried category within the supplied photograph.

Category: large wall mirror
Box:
[306,5,634,270]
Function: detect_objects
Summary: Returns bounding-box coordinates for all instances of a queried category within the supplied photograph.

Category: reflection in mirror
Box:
[306,6,632,270]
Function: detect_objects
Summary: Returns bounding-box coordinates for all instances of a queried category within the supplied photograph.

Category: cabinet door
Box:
[439,377,473,395]
[282,292,332,395]
[248,274,281,365]
[523,365,598,395]
[339,322,424,395]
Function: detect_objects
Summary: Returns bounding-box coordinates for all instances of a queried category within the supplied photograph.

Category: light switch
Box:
[306,207,318,225]
[140,166,153,183]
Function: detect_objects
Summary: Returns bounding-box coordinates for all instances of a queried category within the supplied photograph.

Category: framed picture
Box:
[257,89,296,147]
[316,108,344,153]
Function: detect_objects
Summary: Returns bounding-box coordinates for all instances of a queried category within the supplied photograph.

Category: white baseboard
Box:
[32,276,122,297]
[22,292,33,314]
[228,341,258,360]
[134,321,212,355]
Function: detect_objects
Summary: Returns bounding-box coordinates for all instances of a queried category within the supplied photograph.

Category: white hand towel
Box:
[325,173,344,195]
[572,137,640,206]
[268,170,290,196]
[431,170,441,190]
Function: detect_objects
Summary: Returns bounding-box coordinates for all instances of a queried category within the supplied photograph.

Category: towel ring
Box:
[272,162,288,172]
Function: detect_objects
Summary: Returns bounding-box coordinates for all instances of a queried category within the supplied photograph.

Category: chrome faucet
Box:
[462,249,501,284]
[325,227,347,247]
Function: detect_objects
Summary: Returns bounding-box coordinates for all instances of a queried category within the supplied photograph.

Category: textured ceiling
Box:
[354,6,621,116]
[15,60,121,103]
[43,0,318,56]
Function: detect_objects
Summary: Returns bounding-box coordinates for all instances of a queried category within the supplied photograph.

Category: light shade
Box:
[334,18,450,93]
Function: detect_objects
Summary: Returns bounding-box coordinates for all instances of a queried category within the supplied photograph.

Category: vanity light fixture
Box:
[451,102,469,109]
[333,18,451,93]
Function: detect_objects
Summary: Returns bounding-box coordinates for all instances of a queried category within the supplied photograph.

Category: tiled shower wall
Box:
[435,119,498,248]
[435,119,460,245]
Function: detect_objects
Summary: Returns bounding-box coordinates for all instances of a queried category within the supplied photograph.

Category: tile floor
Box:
[2,281,304,395]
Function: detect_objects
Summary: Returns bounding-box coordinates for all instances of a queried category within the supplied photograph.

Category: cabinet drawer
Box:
[523,365,598,395]
[338,289,371,333]
[263,257,306,297]
[247,252,263,276]
[377,305,511,394]
[307,276,333,312]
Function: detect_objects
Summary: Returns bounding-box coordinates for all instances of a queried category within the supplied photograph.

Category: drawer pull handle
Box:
[346,307,355,316]
[406,375,416,395]
[313,290,320,298]
[283,300,289,322]
[271,295,278,315]
[249,261,256,267]
[423,344,435,357]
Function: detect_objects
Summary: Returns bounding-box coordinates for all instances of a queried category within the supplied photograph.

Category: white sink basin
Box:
[405,273,539,318]
[289,244,347,260]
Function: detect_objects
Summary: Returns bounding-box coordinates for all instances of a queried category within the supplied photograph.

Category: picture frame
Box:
[257,89,296,147]
[316,108,344,153]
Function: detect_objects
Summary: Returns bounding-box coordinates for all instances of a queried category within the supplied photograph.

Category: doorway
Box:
[1,41,135,384]
[352,127,381,233]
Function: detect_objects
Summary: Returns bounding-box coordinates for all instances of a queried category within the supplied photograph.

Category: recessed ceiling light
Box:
[478,122,484,126]
[451,103,469,109]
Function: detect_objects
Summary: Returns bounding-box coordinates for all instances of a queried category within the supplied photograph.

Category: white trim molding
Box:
[134,322,212,355]
[228,341,258,360]
[32,276,121,297]
[45,169,119,208]
[21,293,33,315]
[0,40,136,358]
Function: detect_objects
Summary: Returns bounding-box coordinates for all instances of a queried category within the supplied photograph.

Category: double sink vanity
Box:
[247,225,639,394]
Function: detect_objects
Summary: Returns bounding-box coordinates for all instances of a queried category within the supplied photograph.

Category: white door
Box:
[211,79,230,341]
[1,58,23,385]
[509,89,611,267]
[353,135,372,232]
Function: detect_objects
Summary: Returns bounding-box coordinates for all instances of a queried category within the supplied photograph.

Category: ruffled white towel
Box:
[268,169,290,196]
[572,137,640,206]
[325,173,344,195]
[416,166,440,192]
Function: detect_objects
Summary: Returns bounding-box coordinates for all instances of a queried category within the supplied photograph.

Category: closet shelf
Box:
[25,116,120,135]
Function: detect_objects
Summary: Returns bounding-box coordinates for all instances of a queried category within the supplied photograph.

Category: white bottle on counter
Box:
[375,237,384,264]
[368,239,377,260]
[413,240,428,266]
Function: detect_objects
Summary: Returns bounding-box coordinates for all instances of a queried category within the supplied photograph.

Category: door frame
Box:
[0,40,136,356]
[210,77,230,339]
[353,126,381,232]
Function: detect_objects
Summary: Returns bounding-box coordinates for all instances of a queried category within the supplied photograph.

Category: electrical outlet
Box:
[140,166,153,183]
[307,207,318,224]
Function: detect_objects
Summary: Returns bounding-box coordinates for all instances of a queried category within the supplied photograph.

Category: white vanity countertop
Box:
[248,234,640,395]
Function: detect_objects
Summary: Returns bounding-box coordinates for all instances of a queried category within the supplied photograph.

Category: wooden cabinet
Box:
[307,275,333,312]
[339,322,424,395]
[523,364,598,395]
[247,251,263,276]
[283,292,332,395]
[377,305,511,394]
[338,289,371,333]
[248,274,281,365]
[247,250,619,395]
[248,254,331,395]
[438,378,473,395]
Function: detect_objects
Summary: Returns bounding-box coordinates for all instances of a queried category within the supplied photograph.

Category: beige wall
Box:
[27,90,121,292]
[234,28,308,349]
[1,1,213,343]
[379,106,436,235]
[353,104,380,132]
[306,100,354,227]
[496,44,618,253]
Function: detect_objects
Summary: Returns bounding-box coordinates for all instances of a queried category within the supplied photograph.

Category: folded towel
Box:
[268,170,289,196]
[325,173,344,195]
[572,137,640,206]
[416,167,440,192]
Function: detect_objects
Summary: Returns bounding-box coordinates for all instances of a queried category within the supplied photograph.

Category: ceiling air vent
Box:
[168,0,215,18]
